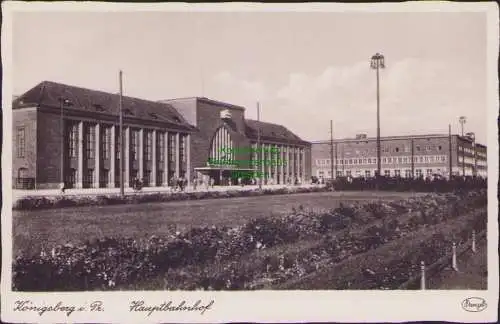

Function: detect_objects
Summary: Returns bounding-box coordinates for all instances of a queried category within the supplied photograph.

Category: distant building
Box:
[12,81,311,189]
[311,133,487,180]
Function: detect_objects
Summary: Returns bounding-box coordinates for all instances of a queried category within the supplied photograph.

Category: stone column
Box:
[187,134,191,187]
[175,133,180,178]
[280,145,284,184]
[139,128,144,180]
[291,146,295,183]
[94,123,101,188]
[287,146,291,184]
[273,145,278,184]
[124,127,130,188]
[152,129,157,187]
[76,121,84,188]
[109,125,116,188]
[164,132,169,186]
[302,148,306,183]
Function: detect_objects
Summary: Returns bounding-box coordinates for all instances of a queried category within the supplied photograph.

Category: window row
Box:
[316,155,448,166]
[318,168,443,178]
[65,123,186,162]
[338,144,445,156]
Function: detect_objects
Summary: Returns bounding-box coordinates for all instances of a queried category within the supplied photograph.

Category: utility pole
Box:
[411,138,415,178]
[448,124,453,179]
[119,70,125,197]
[334,142,338,179]
[330,120,334,181]
[459,116,466,177]
[257,102,262,190]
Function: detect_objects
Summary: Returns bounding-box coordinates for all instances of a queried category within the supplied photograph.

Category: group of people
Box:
[117,173,307,193]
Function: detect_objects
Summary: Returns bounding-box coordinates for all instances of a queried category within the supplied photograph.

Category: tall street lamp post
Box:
[459,116,467,176]
[370,53,385,180]
[59,97,70,192]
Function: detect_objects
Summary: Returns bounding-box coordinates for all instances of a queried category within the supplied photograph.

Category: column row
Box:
[251,142,306,185]
[63,120,189,189]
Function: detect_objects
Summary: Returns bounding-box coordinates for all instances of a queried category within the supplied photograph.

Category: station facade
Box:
[311,134,487,181]
[12,81,311,189]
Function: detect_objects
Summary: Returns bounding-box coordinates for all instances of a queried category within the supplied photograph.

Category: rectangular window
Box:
[419,156,424,163]
[116,133,121,160]
[416,169,422,177]
[16,127,26,158]
[86,124,96,159]
[68,123,78,158]
[102,126,111,160]
[180,135,186,162]
[394,169,401,177]
[367,158,371,164]
[158,132,165,162]
[398,157,402,163]
[365,170,371,177]
[169,134,176,163]
[388,157,392,163]
[336,170,343,177]
[145,131,152,162]
[85,169,94,187]
[130,130,138,161]
[426,169,433,176]
[383,157,387,164]
[384,170,391,177]
[346,170,352,177]
[441,155,446,162]
[405,169,412,178]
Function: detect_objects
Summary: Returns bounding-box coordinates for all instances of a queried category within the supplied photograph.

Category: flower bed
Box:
[12,186,327,211]
[12,190,487,291]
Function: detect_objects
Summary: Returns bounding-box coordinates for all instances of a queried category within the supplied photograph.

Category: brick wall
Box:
[36,109,63,189]
[12,108,37,188]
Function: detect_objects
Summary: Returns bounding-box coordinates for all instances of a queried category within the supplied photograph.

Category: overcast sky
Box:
[12,10,489,143]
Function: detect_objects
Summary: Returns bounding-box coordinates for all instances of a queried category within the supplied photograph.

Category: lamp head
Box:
[370,53,385,69]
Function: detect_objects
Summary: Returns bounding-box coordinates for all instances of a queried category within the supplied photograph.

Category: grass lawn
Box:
[12,191,423,256]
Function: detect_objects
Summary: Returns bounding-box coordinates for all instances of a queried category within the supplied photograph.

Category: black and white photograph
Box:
[1,1,498,323]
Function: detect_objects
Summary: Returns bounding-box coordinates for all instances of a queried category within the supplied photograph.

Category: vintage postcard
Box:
[1,1,499,323]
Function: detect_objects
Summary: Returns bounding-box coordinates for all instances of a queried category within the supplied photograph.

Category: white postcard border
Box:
[2,1,499,323]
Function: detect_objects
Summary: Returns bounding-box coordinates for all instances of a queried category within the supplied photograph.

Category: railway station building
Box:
[311,133,487,181]
[12,81,311,190]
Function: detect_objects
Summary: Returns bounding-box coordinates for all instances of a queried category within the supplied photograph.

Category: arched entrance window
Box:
[209,127,234,163]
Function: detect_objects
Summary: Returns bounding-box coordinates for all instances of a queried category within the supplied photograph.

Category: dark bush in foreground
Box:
[12,190,487,291]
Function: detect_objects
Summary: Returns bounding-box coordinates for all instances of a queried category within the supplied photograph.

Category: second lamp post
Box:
[370,53,385,179]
